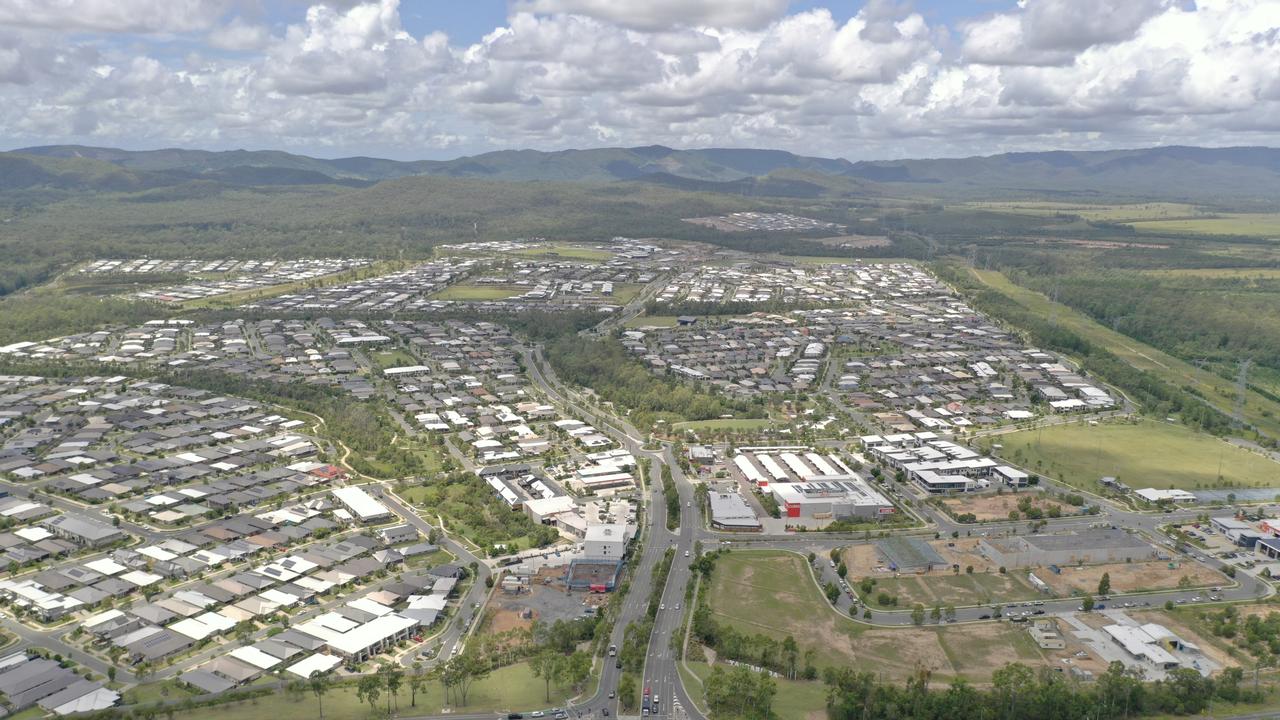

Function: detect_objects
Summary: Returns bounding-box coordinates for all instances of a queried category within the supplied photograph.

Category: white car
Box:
[660,603,665,611]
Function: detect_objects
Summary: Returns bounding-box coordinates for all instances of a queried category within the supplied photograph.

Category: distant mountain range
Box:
[8,143,1280,201]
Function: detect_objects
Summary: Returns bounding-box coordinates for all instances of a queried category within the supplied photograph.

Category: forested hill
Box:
[845,145,1280,201]
[14,144,853,184]
[13,143,1280,200]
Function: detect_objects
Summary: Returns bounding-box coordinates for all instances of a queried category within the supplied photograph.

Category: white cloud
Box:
[0,0,1279,160]
[207,17,271,51]
[509,0,790,31]
[0,0,234,34]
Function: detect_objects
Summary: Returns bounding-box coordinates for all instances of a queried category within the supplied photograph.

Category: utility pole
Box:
[1235,359,1252,428]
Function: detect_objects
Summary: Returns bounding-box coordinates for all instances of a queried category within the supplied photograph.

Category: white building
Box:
[332,486,392,523]
[583,524,632,561]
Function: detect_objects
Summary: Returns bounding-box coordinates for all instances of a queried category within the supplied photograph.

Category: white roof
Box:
[230,646,281,670]
[286,653,342,678]
[332,486,391,521]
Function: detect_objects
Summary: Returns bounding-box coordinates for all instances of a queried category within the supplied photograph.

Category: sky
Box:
[0,0,1278,161]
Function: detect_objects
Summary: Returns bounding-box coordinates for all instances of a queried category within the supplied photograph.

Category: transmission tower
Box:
[1235,359,1252,428]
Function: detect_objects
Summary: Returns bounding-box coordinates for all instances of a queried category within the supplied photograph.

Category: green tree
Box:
[310,671,332,719]
[409,663,425,707]
[357,674,383,715]
[1098,572,1111,596]
[1082,596,1096,612]
[911,604,925,626]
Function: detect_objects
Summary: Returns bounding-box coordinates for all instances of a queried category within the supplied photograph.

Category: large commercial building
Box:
[980,529,1156,568]
[708,492,762,531]
[769,474,894,521]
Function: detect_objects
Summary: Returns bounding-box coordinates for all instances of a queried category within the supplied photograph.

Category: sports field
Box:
[432,283,527,300]
[994,419,1280,490]
[705,550,1049,682]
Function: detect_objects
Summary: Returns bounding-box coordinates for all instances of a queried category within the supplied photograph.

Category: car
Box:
[603,711,609,717]
[979,614,991,620]
[684,550,690,557]
[659,603,665,611]
[531,712,545,718]
[1123,602,1134,608]
[1077,605,1085,611]
[1177,598,1188,604]
[554,713,567,719]
[1032,610,1045,615]
[608,691,615,699]
[508,714,523,719]
[616,661,622,669]
[687,501,692,507]
[675,604,680,611]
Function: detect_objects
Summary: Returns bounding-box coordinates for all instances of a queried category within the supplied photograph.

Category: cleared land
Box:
[967,268,1280,439]
[432,283,527,300]
[510,243,612,261]
[623,314,680,328]
[994,419,1280,490]
[941,492,1072,522]
[1038,559,1226,596]
[706,550,1051,681]
[844,539,1040,607]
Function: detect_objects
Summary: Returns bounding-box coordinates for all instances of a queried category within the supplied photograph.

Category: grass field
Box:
[966,268,1280,439]
[670,418,777,433]
[510,244,612,262]
[706,550,1048,682]
[993,419,1280,490]
[368,348,416,371]
[432,283,527,301]
[609,282,647,304]
[1127,214,1280,237]
[864,572,1040,608]
[623,314,680,328]
[165,662,560,720]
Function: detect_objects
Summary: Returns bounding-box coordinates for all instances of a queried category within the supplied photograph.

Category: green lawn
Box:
[609,282,647,304]
[432,283,527,301]
[705,550,1046,682]
[369,348,417,371]
[993,419,1280,491]
[123,679,199,705]
[168,663,564,720]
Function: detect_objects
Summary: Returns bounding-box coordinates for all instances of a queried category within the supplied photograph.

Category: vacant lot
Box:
[368,348,416,370]
[432,283,527,300]
[845,539,1040,607]
[941,492,1072,522]
[623,314,680,328]
[1038,560,1226,596]
[995,419,1280,490]
[707,550,1048,681]
[510,243,612,261]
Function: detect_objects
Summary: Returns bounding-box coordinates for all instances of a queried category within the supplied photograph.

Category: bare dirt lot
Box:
[941,492,1072,522]
[483,565,605,636]
[1037,560,1226,596]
